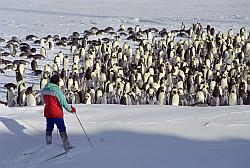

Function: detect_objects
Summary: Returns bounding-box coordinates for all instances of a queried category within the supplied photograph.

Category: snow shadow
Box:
[0,7,124,19]
[0,129,250,168]
[0,117,27,137]
[67,130,250,168]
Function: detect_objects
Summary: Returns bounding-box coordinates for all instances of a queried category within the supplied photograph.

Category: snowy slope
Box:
[0,105,250,168]
[0,0,250,168]
[0,0,250,37]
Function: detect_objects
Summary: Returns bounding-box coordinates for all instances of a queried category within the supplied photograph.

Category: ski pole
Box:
[75,112,93,147]
[57,128,59,141]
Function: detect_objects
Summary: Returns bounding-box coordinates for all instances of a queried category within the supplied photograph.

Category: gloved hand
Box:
[71,106,76,113]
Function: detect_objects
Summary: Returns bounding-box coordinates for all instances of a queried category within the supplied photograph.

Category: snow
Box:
[0,0,250,37]
[0,0,250,168]
[0,105,250,168]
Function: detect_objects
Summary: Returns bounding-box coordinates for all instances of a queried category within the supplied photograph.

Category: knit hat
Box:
[50,74,60,85]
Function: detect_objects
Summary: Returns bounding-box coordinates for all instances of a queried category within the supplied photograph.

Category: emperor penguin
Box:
[44,64,52,75]
[171,88,179,106]
[58,78,65,89]
[9,43,17,56]
[40,46,46,58]
[66,76,73,90]
[40,38,45,48]
[73,54,80,65]
[85,93,92,104]
[15,70,24,83]
[196,89,205,105]
[63,56,70,70]
[157,87,166,105]
[118,24,125,32]
[26,86,36,106]
[54,55,61,69]
[221,74,228,90]
[7,87,16,107]
[71,79,79,92]
[40,77,48,90]
[48,37,54,50]
[16,63,25,79]
[71,45,77,54]
[68,91,80,104]
[67,91,75,104]
[120,94,129,105]
[17,81,26,106]
[52,62,59,73]
[31,58,38,71]
[229,90,237,106]
[95,89,103,104]
[79,47,86,60]
[60,68,68,82]
[57,51,64,65]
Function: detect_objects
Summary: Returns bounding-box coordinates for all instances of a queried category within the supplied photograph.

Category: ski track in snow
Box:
[1,142,99,168]
[0,105,250,168]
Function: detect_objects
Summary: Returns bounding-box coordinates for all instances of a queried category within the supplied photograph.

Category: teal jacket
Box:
[42,83,71,118]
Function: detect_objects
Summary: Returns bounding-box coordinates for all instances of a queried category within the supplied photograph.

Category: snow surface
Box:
[0,0,250,37]
[0,0,250,168]
[0,105,250,168]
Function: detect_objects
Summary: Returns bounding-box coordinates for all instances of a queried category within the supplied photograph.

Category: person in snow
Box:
[42,74,76,152]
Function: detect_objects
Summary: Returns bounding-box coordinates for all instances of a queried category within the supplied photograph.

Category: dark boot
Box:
[60,131,72,152]
[46,131,52,145]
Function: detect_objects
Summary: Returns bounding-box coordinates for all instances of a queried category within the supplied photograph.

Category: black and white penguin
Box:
[157,87,166,105]
[52,62,59,73]
[16,81,26,106]
[239,80,247,105]
[15,70,24,83]
[58,77,65,89]
[57,51,64,65]
[48,37,54,50]
[25,86,36,106]
[6,87,16,107]
[229,90,237,106]
[120,94,128,105]
[44,64,52,75]
[40,38,45,47]
[84,92,92,104]
[54,55,61,69]
[74,91,81,104]
[95,88,103,104]
[40,77,48,90]
[67,91,80,104]
[196,89,205,105]
[171,88,179,106]
[60,68,68,82]
[31,58,38,71]
[67,76,74,91]
[40,46,46,57]
[63,55,70,70]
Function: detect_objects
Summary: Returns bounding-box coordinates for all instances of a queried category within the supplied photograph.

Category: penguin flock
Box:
[0,22,250,107]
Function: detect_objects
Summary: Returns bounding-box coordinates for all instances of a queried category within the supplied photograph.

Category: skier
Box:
[42,74,76,152]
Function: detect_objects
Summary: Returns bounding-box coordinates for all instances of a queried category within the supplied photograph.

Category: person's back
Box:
[42,74,76,152]
[43,82,71,118]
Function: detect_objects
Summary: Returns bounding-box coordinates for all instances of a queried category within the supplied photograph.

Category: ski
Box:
[23,145,45,155]
[24,151,38,155]
[45,146,74,161]
[45,152,67,161]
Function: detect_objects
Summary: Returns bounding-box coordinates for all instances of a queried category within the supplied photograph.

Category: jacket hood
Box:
[45,82,59,89]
